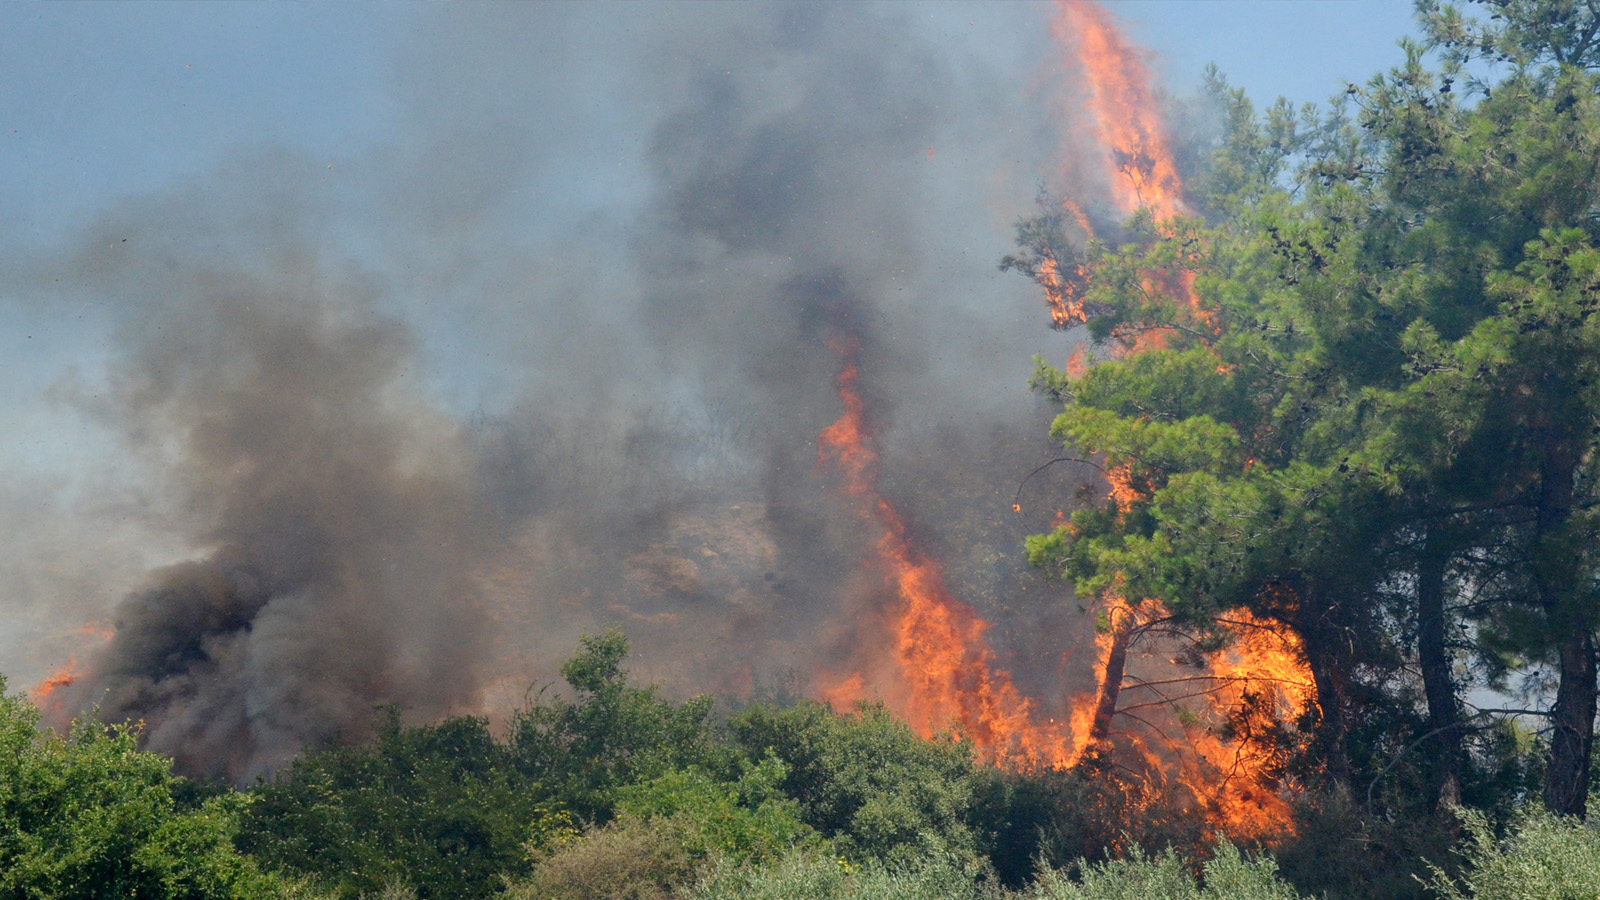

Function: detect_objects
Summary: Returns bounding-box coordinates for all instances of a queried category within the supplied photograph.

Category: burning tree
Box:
[1023,0,1600,820]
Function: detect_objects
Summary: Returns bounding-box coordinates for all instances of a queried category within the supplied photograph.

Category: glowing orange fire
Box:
[1050,0,1211,336]
[802,0,1302,843]
[29,620,115,717]
[1185,611,1318,837]
[30,661,79,705]
[1026,0,1305,839]
[1053,0,1184,222]
[818,333,1090,768]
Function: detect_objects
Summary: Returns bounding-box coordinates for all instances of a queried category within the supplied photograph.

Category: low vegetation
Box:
[5,633,1599,900]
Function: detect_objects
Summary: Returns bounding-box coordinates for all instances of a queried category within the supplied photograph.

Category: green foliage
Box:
[1418,0,1600,73]
[506,814,700,900]
[689,843,1305,900]
[510,630,725,823]
[690,850,993,900]
[0,677,279,900]
[1270,792,1462,900]
[616,756,819,863]
[239,711,534,900]
[1031,843,1305,900]
[1425,803,1600,900]
[1017,0,1600,813]
[728,701,979,865]
[510,759,818,900]
[240,631,723,899]
[969,763,1208,888]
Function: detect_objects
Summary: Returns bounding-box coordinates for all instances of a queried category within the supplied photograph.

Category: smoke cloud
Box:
[1,1,1170,778]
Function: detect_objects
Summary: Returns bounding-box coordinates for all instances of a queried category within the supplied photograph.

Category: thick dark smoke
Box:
[43,247,501,776]
[8,1,1133,778]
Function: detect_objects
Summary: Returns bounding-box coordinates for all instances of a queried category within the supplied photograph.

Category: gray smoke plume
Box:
[3,1,1162,778]
[36,233,501,776]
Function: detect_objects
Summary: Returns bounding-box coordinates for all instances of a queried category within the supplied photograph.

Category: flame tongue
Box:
[1054,0,1185,221]
[819,333,1086,767]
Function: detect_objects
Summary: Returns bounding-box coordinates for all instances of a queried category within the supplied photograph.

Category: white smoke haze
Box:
[0,0,1164,778]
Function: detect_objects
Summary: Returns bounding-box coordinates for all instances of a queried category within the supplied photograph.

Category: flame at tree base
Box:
[814,327,1315,839]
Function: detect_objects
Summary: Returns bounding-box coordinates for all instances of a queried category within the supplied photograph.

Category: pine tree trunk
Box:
[1088,608,1133,749]
[1295,588,1350,789]
[1544,633,1596,817]
[1417,532,1465,806]
[1535,436,1593,817]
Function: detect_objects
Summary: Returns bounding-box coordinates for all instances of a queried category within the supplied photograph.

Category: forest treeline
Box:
[3,633,1599,900]
[11,0,1600,897]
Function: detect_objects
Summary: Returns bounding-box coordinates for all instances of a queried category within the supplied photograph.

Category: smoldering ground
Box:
[4,1,1135,778]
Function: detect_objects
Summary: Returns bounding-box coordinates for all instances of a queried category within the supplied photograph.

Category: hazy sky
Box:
[0,1,1424,703]
[0,2,1414,244]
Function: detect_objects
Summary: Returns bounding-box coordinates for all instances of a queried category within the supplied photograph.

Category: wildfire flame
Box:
[29,620,115,718]
[1050,0,1208,337]
[1182,611,1318,837]
[30,661,80,706]
[1023,0,1307,839]
[1053,0,1185,222]
[818,333,1090,768]
[812,7,1308,831]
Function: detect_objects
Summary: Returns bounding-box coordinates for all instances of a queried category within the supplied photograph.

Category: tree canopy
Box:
[1020,0,1600,817]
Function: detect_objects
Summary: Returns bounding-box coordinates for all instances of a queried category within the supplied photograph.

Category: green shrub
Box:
[971,759,1208,886]
[729,701,978,864]
[509,630,727,823]
[1271,791,1460,900]
[1424,804,1600,900]
[505,814,699,900]
[616,756,819,862]
[1028,843,1305,900]
[689,849,994,900]
[0,677,280,900]
[240,711,535,900]
[241,632,725,900]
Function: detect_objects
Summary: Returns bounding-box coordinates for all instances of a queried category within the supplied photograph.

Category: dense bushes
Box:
[1424,806,1600,900]
[727,701,980,864]
[4,638,1595,900]
[238,712,536,900]
[0,677,280,900]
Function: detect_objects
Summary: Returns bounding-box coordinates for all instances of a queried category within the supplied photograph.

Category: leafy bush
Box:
[241,631,726,899]
[971,759,1208,886]
[1029,843,1305,900]
[616,756,819,862]
[1270,791,1460,900]
[509,630,726,823]
[240,711,535,900]
[689,849,994,900]
[507,753,819,900]
[1424,804,1600,900]
[729,701,979,864]
[506,814,699,900]
[0,677,280,900]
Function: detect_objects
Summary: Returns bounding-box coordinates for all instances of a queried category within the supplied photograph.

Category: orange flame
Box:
[1037,255,1088,330]
[1016,1,1305,838]
[818,334,1089,768]
[30,661,80,706]
[1157,611,1317,839]
[1051,0,1207,331]
[1053,0,1185,222]
[29,621,115,718]
[808,0,1307,843]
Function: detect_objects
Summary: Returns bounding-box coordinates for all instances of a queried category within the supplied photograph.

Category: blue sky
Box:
[0,2,1416,247]
[0,1,1429,692]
